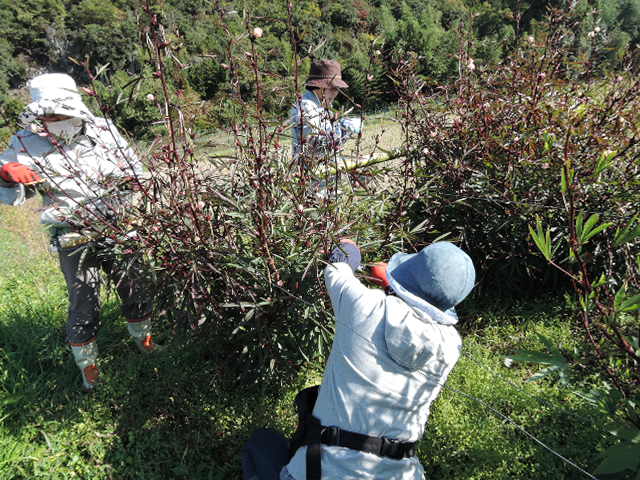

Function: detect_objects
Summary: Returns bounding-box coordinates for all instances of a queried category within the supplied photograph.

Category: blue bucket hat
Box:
[387,242,475,325]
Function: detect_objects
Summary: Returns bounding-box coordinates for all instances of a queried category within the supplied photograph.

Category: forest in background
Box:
[2,0,640,140]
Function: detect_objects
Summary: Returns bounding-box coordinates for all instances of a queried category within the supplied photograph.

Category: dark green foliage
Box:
[0,97,26,147]
[186,59,226,100]
[0,0,66,64]
[3,0,640,138]
[91,70,163,140]
[66,0,140,77]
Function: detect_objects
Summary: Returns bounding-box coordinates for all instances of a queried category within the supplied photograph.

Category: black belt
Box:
[320,425,416,460]
[289,386,417,480]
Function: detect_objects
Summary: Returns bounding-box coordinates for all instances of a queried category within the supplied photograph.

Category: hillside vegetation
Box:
[2,0,640,140]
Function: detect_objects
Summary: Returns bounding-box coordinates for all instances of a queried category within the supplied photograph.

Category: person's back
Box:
[284,240,475,480]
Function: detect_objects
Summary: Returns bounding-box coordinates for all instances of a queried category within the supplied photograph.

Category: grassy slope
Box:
[0,120,611,479]
[0,205,611,479]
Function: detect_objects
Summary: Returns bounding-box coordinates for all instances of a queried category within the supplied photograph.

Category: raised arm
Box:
[323,239,373,319]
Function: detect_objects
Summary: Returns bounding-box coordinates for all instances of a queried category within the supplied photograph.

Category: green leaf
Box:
[620,294,640,312]
[561,168,568,193]
[577,212,612,244]
[528,365,562,382]
[506,334,569,382]
[614,217,640,247]
[592,273,607,288]
[608,421,640,444]
[575,212,585,240]
[595,150,617,176]
[409,218,429,234]
[507,351,560,364]
[528,216,554,261]
[94,63,111,79]
[595,443,640,474]
[585,222,613,242]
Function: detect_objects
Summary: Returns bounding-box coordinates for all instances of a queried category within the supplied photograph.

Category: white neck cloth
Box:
[388,274,459,326]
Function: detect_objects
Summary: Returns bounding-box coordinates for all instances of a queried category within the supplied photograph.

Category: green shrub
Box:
[90,69,165,140]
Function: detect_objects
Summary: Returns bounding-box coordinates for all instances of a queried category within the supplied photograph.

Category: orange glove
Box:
[0,162,42,184]
[370,262,390,288]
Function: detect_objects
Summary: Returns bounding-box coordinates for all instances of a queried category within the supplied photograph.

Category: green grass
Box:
[0,203,613,479]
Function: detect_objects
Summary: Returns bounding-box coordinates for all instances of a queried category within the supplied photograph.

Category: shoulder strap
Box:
[289,385,320,459]
[289,385,322,480]
[305,416,322,480]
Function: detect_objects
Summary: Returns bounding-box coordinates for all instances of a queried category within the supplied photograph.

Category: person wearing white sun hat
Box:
[0,73,160,392]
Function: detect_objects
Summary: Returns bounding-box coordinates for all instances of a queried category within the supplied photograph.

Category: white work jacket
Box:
[0,118,142,227]
[286,262,462,480]
[290,90,361,159]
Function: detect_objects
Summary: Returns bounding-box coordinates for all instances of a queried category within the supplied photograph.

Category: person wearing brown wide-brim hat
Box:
[305,59,349,92]
[290,59,362,160]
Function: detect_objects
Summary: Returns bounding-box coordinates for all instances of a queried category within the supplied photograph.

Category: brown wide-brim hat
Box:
[305,59,349,89]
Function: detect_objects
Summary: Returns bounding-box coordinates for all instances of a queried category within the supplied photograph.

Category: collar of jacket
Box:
[302,89,322,107]
[389,274,459,326]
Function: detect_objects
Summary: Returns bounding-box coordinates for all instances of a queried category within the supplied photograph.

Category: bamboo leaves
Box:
[614,217,640,247]
[575,213,613,245]
[614,287,640,313]
[529,213,613,262]
[528,216,556,261]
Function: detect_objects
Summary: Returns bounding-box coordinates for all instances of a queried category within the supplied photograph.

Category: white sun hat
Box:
[19,73,94,126]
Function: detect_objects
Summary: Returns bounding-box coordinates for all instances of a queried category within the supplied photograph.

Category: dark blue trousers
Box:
[242,428,290,480]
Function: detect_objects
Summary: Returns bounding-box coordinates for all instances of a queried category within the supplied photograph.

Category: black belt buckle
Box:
[380,436,403,460]
[321,426,341,446]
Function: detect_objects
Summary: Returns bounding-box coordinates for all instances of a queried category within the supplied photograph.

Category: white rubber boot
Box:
[127,318,162,352]
[71,341,99,392]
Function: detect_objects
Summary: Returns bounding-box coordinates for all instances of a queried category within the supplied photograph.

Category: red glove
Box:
[370,262,390,288]
[0,162,42,184]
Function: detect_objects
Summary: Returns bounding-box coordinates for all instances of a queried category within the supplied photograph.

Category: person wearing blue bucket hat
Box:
[244,239,475,480]
[386,241,476,326]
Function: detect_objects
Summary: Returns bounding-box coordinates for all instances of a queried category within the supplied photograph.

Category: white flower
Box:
[527,35,535,44]
[374,50,382,56]
[146,93,156,102]
[588,31,596,38]
[467,59,476,71]
[594,26,601,33]
[252,27,263,39]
